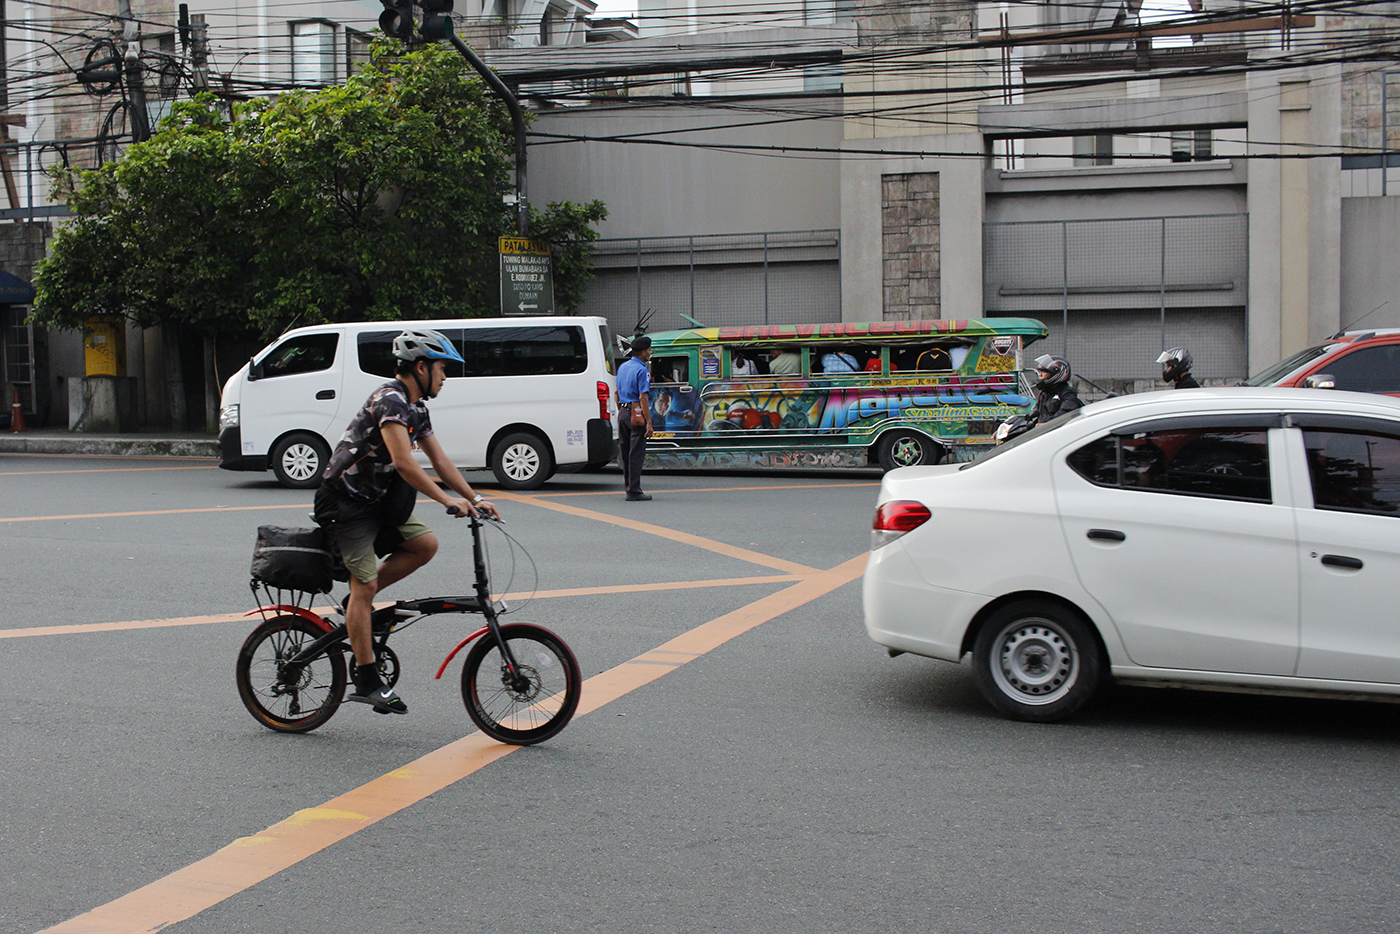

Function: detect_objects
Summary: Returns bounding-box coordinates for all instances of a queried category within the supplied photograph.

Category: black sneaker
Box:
[626,493,653,502]
[348,683,408,715]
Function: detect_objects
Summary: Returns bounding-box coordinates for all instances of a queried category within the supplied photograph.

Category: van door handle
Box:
[1321,554,1363,570]
[1087,529,1125,542]
[316,390,336,400]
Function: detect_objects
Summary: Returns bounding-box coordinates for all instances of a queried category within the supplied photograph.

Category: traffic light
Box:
[379,0,415,40]
[418,0,454,40]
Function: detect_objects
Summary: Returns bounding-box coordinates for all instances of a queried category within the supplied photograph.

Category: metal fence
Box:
[984,214,1249,382]
[578,230,841,336]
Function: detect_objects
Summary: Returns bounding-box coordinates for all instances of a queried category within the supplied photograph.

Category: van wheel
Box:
[271,432,329,489]
[876,432,939,471]
[492,433,553,490]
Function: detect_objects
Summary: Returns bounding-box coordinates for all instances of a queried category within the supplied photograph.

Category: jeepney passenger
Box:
[768,348,801,376]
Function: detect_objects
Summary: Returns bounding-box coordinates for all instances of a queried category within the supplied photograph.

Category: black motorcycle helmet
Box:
[1157,347,1193,383]
[1033,353,1072,392]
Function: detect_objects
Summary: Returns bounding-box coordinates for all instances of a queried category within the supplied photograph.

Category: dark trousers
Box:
[618,409,646,495]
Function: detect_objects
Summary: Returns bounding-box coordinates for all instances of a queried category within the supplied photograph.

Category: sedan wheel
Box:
[972,601,1101,722]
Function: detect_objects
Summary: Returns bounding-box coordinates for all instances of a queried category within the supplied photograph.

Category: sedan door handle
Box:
[1320,554,1364,570]
[1087,529,1126,542]
[315,390,336,400]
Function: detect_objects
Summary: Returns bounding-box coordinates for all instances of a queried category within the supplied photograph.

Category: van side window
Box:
[260,333,339,378]
[358,330,466,379]
[358,331,399,379]
[463,326,587,377]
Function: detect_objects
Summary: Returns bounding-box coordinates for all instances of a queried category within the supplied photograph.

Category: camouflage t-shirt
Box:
[321,380,434,503]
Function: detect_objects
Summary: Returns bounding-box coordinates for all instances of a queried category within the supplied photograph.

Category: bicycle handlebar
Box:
[446,504,502,523]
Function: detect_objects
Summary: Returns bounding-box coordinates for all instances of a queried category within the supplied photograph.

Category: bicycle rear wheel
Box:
[460,623,581,745]
[236,615,346,733]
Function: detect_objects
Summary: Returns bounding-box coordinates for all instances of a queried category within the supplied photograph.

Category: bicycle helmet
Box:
[1033,353,1072,392]
[392,329,464,366]
[1156,347,1193,383]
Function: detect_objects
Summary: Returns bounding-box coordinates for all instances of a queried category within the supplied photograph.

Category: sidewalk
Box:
[0,427,220,458]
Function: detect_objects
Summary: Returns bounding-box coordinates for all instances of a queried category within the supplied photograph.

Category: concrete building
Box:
[4,0,1400,426]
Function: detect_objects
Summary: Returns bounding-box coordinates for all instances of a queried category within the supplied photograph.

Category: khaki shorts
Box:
[328,513,432,584]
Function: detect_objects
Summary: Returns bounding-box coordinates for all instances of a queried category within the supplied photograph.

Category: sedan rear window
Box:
[1303,428,1400,515]
[1069,426,1273,503]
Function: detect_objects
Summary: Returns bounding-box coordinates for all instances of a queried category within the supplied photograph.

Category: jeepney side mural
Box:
[640,319,1045,469]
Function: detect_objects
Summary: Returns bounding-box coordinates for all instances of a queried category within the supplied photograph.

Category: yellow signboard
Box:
[498,237,551,256]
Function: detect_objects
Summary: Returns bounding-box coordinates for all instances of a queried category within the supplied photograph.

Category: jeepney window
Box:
[913,346,953,371]
[814,348,860,374]
[730,349,759,377]
[652,355,689,384]
[763,347,803,376]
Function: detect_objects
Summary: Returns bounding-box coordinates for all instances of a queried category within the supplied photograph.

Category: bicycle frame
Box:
[247,514,529,692]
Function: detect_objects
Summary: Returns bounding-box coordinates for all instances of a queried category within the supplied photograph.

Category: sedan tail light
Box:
[871,500,931,549]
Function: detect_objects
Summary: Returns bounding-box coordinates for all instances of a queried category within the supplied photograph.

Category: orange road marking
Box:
[0,504,313,524]
[491,491,818,576]
[34,555,867,934]
[0,464,220,476]
[528,480,879,498]
[0,575,806,640]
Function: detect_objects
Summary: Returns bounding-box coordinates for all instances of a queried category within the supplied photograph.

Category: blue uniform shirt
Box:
[617,356,651,404]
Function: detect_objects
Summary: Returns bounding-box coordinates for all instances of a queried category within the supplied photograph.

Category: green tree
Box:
[32,41,608,426]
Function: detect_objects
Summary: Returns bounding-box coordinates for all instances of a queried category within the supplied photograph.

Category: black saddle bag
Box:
[250,525,339,593]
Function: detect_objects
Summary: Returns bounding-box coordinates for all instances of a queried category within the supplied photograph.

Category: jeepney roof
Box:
[643,318,1048,349]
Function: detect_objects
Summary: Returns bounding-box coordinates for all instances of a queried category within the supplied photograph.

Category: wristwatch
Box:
[471,494,485,505]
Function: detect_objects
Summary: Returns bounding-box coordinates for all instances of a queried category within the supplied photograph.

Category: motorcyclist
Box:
[1029,353,1083,423]
[994,353,1083,443]
[1157,347,1200,389]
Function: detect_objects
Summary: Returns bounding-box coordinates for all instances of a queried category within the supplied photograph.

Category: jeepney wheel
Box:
[876,431,940,471]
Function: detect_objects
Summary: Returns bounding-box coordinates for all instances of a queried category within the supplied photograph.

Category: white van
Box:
[218,317,617,490]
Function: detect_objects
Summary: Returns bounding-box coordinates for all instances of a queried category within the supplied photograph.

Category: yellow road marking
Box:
[35,554,867,934]
[0,574,804,640]
[0,464,220,476]
[530,481,879,498]
[491,491,818,576]
[0,504,313,524]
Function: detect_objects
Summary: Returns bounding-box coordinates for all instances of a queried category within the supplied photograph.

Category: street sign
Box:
[499,237,555,316]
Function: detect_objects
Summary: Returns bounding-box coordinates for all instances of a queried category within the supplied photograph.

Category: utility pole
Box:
[117,0,151,142]
[179,4,210,93]
[0,0,19,210]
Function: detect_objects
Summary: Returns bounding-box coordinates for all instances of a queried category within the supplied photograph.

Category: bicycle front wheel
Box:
[460,623,581,745]
[236,615,346,733]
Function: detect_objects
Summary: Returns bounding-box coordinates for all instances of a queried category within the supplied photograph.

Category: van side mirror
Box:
[247,357,263,382]
[1303,374,1336,389]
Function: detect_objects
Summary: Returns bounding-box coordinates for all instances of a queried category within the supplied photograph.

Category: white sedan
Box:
[862,387,1400,721]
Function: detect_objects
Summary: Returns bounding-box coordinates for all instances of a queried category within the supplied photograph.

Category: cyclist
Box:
[1029,353,1083,424]
[1157,347,1201,389]
[314,328,501,715]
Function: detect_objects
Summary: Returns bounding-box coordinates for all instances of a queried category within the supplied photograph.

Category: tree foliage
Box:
[33,42,607,338]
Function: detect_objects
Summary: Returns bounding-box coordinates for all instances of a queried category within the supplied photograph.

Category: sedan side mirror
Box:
[1303,374,1336,389]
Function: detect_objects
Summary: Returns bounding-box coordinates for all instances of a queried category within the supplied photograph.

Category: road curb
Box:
[0,435,220,458]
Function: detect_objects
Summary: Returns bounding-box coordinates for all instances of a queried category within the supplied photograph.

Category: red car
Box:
[1245,328,1400,395]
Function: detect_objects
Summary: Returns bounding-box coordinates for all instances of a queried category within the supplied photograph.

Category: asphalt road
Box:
[3,452,1400,934]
